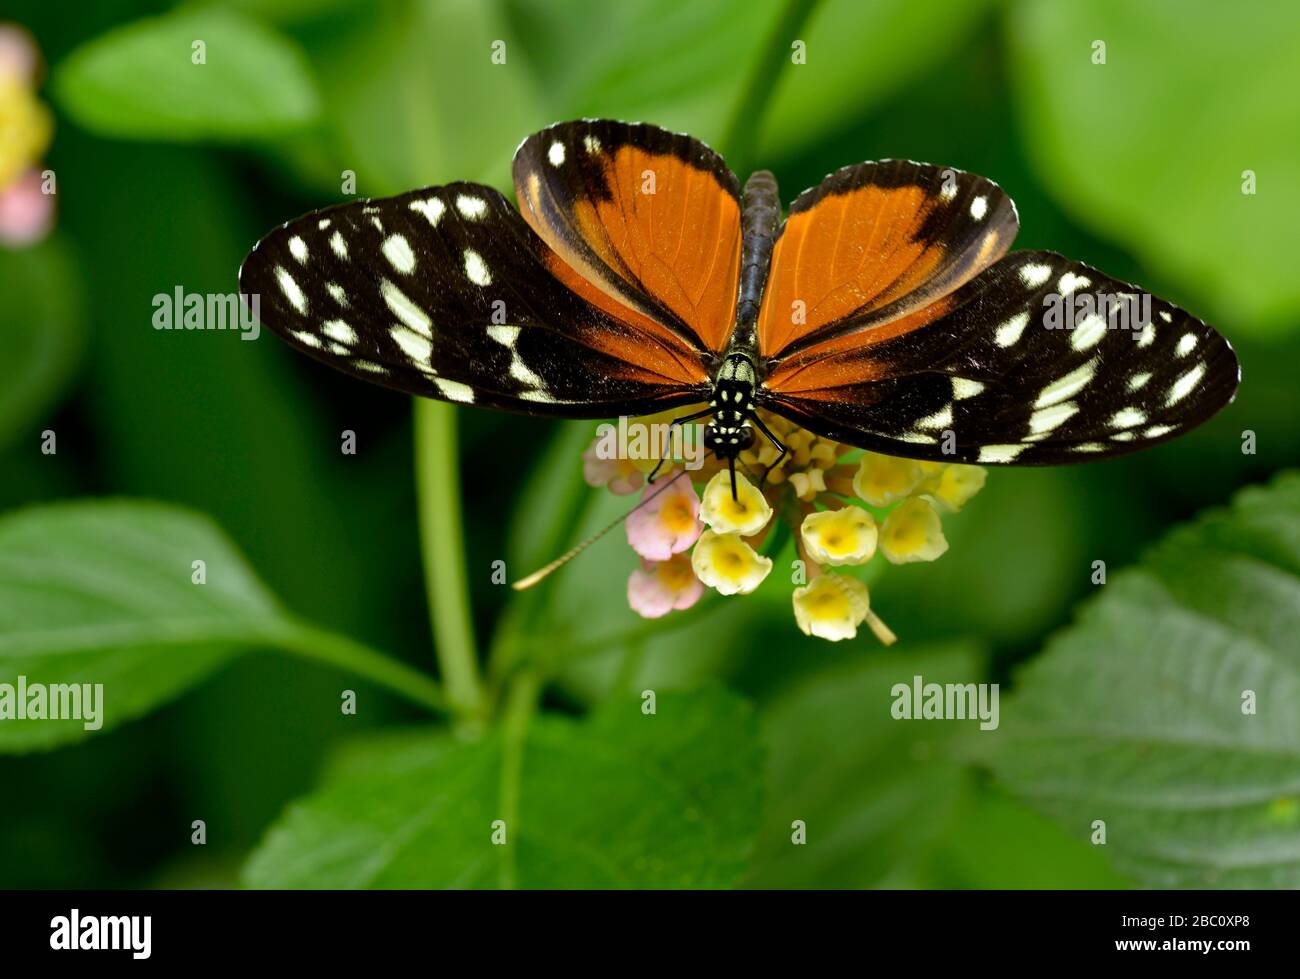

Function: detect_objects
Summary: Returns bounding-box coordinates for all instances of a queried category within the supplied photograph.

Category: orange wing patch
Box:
[757,161,1018,362]
[514,120,742,357]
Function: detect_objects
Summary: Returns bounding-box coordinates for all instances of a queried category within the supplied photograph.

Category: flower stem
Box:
[414,399,487,725]
[722,0,822,173]
[496,667,541,890]
[272,621,447,713]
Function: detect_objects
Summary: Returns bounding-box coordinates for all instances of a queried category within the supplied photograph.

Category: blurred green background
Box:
[2,0,1297,889]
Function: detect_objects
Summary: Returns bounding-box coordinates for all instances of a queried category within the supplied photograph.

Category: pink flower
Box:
[582,438,643,495]
[625,469,702,560]
[627,553,704,619]
[0,168,53,246]
[0,25,40,85]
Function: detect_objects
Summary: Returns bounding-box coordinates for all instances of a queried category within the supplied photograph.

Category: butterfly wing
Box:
[756,160,1019,361]
[513,119,743,356]
[238,182,711,417]
[761,250,1240,464]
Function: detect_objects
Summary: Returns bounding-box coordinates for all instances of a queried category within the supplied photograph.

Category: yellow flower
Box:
[928,464,987,513]
[0,75,52,188]
[700,470,772,536]
[800,507,877,566]
[787,468,825,501]
[915,460,948,494]
[879,497,948,564]
[691,529,772,595]
[853,452,922,507]
[791,573,871,642]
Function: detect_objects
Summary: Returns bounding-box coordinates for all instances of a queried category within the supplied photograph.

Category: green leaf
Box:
[244,687,764,887]
[990,471,1300,887]
[0,501,281,751]
[0,239,84,451]
[308,0,543,194]
[917,787,1133,889]
[53,7,320,141]
[744,642,985,888]
[508,0,779,148]
[0,500,443,752]
[1008,0,1300,334]
[756,0,996,162]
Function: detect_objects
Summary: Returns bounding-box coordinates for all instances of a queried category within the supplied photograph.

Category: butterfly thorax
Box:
[705,170,782,460]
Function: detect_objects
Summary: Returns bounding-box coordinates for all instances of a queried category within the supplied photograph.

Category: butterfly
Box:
[239,119,1240,497]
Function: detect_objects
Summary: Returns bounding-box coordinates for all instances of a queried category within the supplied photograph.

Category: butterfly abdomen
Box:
[733,170,781,349]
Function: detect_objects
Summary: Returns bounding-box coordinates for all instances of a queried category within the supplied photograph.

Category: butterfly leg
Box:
[647,407,714,484]
[750,413,789,487]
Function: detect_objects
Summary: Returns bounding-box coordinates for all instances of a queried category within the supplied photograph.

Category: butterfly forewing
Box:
[514,119,743,355]
[238,181,710,417]
[762,250,1240,464]
[757,160,1018,360]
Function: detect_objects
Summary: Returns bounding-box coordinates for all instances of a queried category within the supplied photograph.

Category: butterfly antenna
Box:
[512,468,692,591]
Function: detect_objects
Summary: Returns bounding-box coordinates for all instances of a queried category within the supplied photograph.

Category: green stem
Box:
[721,0,822,173]
[271,621,447,714]
[414,399,487,724]
[497,668,542,890]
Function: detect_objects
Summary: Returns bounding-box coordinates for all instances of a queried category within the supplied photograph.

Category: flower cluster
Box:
[0,24,54,247]
[583,408,987,643]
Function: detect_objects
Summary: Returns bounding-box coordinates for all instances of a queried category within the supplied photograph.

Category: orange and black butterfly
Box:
[240,119,1239,489]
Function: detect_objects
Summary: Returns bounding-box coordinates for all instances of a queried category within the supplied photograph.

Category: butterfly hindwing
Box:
[757,160,1019,361]
[513,119,743,355]
[762,251,1240,465]
[238,182,710,417]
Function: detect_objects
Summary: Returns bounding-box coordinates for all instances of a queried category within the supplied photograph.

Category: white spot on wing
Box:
[1071,312,1107,351]
[995,311,1030,347]
[487,325,520,346]
[323,319,356,345]
[548,140,566,166]
[381,279,432,337]
[1019,263,1052,287]
[915,404,953,430]
[383,234,416,274]
[969,195,987,220]
[1176,332,1198,357]
[1136,323,1156,348]
[292,329,320,348]
[952,378,984,399]
[1029,401,1078,435]
[330,231,348,260]
[583,134,601,155]
[1166,363,1206,406]
[1128,372,1151,391]
[979,444,1026,463]
[436,379,475,404]
[1034,358,1096,408]
[409,197,445,227]
[1110,407,1146,429]
[456,195,487,219]
[275,266,307,313]
[289,236,308,263]
[1058,272,1091,295]
[326,282,348,306]
[390,325,431,363]
[464,249,492,286]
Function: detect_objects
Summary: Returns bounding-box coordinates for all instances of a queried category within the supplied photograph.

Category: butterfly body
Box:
[240,119,1238,474]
